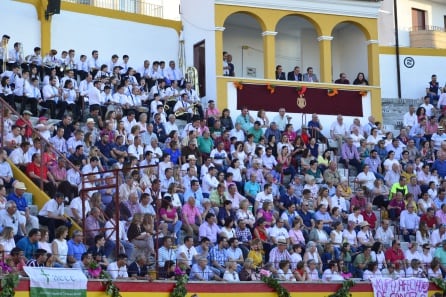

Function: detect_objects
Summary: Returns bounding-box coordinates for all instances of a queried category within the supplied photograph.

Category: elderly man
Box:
[323,161,341,186]
[272,108,291,132]
[190,256,222,281]
[308,113,327,143]
[269,239,291,269]
[7,181,39,233]
[340,136,361,173]
[0,201,26,239]
[330,115,348,155]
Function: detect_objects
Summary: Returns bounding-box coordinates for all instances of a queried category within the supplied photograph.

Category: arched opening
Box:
[275,15,320,79]
[223,12,264,78]
[331,22,369,84]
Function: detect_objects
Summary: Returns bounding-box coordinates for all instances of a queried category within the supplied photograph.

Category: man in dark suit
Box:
[275,65,286,80]
[287,66,302,81]
[128,254,150,280]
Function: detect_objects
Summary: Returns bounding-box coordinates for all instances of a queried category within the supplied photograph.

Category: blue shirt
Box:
[433,159,446,178]
[7,192,28,212]
[16,237,38,260]
[67,239,87,261]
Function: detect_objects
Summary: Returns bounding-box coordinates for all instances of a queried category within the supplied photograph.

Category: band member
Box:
[174,93,191,122]
[182,81,203,118]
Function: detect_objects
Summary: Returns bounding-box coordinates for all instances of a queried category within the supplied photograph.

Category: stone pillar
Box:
[367,39,380,86]
[262,31,277,80]
[317,35,333,83]
[215,26,225,77]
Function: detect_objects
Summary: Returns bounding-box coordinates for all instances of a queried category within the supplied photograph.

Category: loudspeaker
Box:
[47,0,61,15]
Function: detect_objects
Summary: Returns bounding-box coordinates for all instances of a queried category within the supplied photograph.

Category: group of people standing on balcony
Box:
[275,65,369,86]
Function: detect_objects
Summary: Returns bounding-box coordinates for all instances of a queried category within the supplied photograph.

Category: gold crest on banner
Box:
[297,95,306,109]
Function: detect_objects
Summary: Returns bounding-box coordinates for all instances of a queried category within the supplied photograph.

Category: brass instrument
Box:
[186,66,199,97]
[1,37,8,72]
[174,107,187,117]
[164,104,170,111]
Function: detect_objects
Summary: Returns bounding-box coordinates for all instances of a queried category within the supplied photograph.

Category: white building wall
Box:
[180,0,216,102]
[0,0,41,57]
[51,11,179,67]
[380,54,446,99]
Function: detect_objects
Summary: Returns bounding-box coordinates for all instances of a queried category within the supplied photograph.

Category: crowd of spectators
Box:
[1,36,446,283]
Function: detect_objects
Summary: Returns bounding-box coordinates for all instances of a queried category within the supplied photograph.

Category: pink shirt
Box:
[436,209,446,225]
[160,207,177,220]
[182,204,201,224]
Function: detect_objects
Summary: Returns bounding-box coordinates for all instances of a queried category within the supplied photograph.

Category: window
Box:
[412,8,426,31]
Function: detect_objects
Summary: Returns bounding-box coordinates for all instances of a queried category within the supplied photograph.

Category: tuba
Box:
[186,66,199,97]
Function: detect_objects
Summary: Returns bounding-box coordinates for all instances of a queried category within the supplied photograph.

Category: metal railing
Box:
[410,25,446,32]
[63,0,164,18]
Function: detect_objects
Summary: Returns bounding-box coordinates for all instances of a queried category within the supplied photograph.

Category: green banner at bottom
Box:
[30,287,87,297]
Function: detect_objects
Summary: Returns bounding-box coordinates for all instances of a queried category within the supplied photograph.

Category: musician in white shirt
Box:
[138,60,151,81]
[60,69,78,91]
[14,70,30,113]
[108,54,120,75]
[149,79,167,101]
[42,77,65,118]
[42,49,59,69]
[166,61,183,85]
[25,77,41,115]
[182,82,203,117]
[76,55,89,80]
[120,54,132,74]
[87,80,102,110]
[112,85,127,106]
[8,42,24,65]
[87,50,100,75]
[62,79,80,120]
[174,93,192,122]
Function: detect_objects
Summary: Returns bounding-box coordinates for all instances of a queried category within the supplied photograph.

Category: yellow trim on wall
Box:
[61,2,182,33]
[379,46,446,56]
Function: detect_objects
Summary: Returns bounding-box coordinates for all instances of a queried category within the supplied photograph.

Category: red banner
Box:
[236,83,364,116]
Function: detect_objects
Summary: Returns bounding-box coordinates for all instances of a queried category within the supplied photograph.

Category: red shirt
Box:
[26,162,48,180]
[420,213,437,228]
[362,210,377,229]
[384,247,405,264]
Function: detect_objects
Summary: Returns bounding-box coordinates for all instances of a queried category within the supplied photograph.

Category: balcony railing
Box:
[62,0,164,18]
[409,26,446,49]
[410,25,445,32]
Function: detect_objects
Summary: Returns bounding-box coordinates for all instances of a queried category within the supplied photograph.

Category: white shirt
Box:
[201,173,219,194]
[400,210,420,230]
[105,219,128,241]
[107,261,128,279]
[255,191,273,205]
[42,84,60,102]
[68,197,91,219]
[330,195,347,212]
[87,86,101,105]
[38,199,64,217]
[403,112,417,128]
[176,244,197,266]
[330,121,348,136]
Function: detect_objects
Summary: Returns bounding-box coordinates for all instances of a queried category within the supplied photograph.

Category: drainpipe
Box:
[394,0,402,99]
